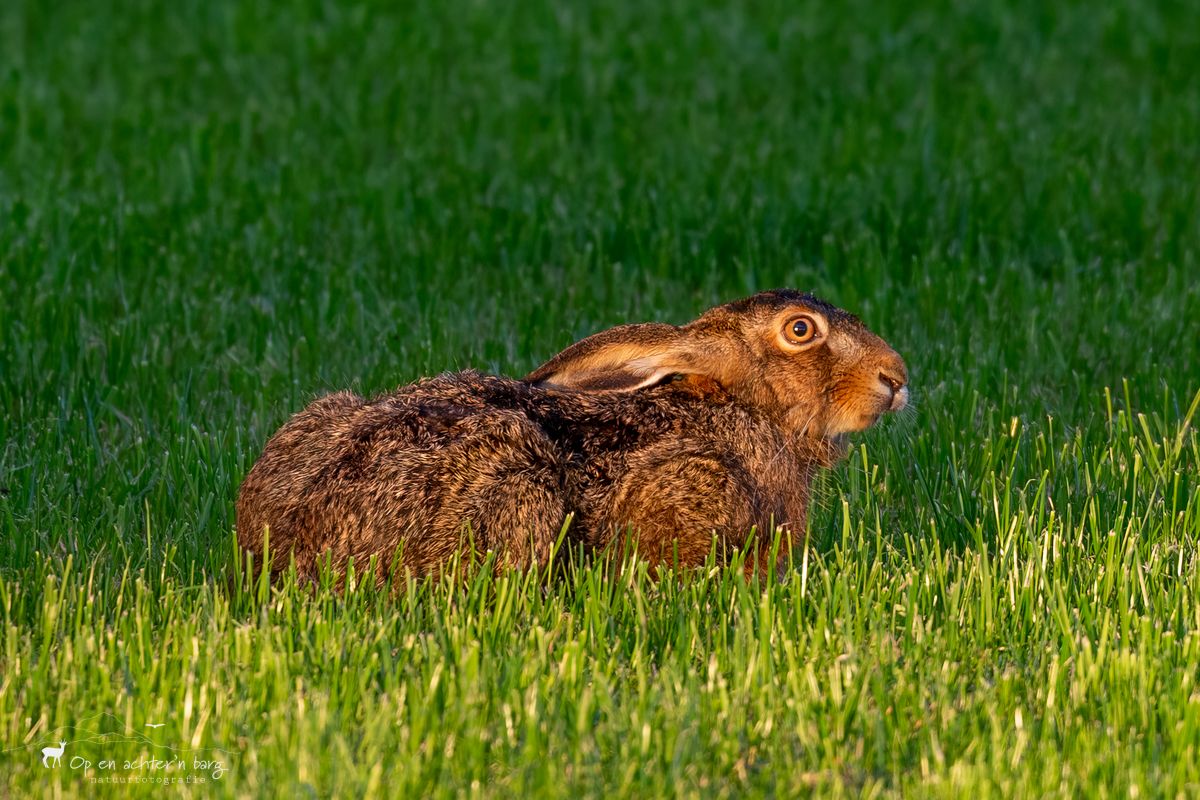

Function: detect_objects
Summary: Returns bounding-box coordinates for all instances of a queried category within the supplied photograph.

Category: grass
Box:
[2,0,1199,795]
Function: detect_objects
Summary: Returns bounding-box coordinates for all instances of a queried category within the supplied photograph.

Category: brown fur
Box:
[236,290,908,581]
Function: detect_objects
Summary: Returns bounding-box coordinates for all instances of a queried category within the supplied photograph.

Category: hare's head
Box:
[526,290,908,440]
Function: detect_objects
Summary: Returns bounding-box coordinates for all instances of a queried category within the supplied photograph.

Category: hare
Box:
[236,290,908,580]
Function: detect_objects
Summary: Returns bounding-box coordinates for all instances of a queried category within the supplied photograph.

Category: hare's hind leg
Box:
[467,464,567,571]
[603,449,760,572]
[406,409,570,574]
[462,412,570,572]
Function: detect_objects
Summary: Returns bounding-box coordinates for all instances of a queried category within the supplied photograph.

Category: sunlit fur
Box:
[237,290,908,582]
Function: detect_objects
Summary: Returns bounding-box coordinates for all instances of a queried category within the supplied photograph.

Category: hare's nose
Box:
[877,355,909,410]
[879,371,905,394]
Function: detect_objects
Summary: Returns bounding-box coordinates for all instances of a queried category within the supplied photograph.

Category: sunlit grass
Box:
[4,393,1198,797]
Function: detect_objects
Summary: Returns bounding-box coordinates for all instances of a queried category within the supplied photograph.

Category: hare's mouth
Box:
[862,382,909,422]
[825,391,906,436]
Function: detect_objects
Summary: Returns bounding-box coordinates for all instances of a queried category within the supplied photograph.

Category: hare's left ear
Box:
[525,323,705,392]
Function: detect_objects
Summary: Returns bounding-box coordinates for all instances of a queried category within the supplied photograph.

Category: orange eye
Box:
[783,315,819,345]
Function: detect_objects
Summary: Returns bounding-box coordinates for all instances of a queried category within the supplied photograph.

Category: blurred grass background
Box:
[1,0,1198,796]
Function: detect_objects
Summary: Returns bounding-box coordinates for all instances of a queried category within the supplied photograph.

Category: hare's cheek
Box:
[818,399,866,436]
[782,403,828,437]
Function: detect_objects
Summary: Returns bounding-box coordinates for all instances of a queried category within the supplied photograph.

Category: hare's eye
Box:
[784,315,819,345]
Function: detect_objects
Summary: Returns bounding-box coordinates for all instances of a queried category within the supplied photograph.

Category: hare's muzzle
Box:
[819,348,909,437]
[878,366,909,412]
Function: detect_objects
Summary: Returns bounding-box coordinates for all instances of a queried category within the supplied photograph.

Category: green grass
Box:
[2,0,1200,796]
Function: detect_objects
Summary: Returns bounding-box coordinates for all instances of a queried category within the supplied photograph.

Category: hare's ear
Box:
[525,323,700,393]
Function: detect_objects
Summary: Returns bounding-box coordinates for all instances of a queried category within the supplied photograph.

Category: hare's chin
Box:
[825,405,892,436]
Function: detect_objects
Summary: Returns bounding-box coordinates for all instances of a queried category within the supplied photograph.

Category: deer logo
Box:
[41,741,66,768]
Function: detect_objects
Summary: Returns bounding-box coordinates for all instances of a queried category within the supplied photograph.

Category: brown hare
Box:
[236,290,908,581]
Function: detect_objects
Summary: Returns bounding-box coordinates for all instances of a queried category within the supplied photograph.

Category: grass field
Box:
[2,0,1200,796]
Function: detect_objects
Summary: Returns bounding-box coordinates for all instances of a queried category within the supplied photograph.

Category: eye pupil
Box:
[792,320,809,338]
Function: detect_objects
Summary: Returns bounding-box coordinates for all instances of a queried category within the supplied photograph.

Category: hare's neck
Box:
[777,457,817,533]
[770,436,844,536]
